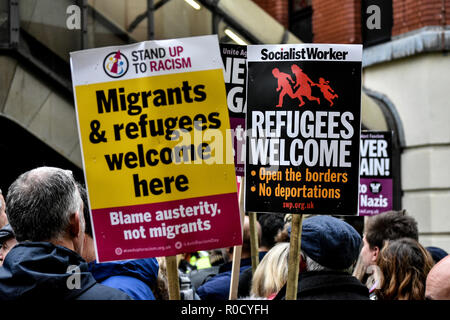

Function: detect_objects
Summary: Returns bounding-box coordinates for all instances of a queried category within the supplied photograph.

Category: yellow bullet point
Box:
[251,170,256,176]
[251,186,256,192]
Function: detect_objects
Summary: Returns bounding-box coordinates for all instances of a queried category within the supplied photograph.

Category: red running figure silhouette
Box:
[315,77,339,106]
[272,68,296,107]
[291,65,321,107]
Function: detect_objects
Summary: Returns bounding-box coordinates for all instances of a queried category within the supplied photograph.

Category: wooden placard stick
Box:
[248,211,259,274]
[285,214,304,300]
[228,176,246,300]
[166,255,180,300]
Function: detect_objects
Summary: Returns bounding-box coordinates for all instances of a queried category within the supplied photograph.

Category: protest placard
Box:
[220,43,247,176]
[359,131,393,216]
[245,44,363,216]
[70,35,242,262]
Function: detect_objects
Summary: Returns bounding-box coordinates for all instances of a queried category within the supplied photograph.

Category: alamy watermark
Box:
[65,4,383,31]
[66,5,81,30]
[366,5,382,30]
[66,265,81,290]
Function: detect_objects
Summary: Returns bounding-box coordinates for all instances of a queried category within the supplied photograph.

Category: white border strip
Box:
[248,43,362,62]
[70,35,224,86]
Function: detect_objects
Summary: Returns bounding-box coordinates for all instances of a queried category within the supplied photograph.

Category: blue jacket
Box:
[196,257,252,301]
[0,242,131,300]
[89,258,159,300]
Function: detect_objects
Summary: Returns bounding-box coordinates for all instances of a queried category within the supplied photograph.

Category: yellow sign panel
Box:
[75,69,236,210]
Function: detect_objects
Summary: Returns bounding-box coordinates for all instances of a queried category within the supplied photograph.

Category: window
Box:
[0,0,9,46]
[361,0,393,47]
[289,0,313,43]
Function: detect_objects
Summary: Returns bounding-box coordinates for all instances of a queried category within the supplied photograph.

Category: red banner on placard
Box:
[92,193,241,262]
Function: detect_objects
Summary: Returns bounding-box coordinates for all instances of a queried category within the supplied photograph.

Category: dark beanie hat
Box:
[426,246,448,264]
[300,216,361,270]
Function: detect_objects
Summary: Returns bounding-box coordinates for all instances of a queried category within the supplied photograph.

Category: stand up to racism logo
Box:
[103,50,129,78]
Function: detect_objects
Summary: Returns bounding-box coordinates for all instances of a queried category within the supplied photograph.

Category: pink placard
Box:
[92,192,242,262]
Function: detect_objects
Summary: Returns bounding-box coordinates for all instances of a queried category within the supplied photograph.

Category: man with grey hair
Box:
[0,167,131,300]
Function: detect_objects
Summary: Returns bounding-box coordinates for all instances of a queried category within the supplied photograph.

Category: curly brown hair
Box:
[375,238,434,300]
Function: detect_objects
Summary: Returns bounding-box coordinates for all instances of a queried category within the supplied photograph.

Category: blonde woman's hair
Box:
[251,242,290,298]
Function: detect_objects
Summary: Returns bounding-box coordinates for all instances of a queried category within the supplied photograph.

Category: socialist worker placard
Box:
[245,44,362,215]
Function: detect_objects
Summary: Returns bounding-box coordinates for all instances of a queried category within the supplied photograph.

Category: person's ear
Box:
[299,254,307,273]
[68,211,81,238]
[371,246,380,263]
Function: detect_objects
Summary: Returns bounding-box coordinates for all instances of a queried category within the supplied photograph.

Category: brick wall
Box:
[252,0,448,43]
[392,0,448,36]
[312,0,361,43]
[253,0,290,28]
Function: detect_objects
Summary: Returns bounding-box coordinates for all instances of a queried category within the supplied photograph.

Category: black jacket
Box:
[237,251,268,297]
[275,271,370,300]
[0,242,132,300]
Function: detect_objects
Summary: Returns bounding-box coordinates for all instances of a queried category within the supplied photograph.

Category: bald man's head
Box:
[426,255,450,300]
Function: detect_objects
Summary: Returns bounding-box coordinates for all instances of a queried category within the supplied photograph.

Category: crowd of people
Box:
[0,166,449,300]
